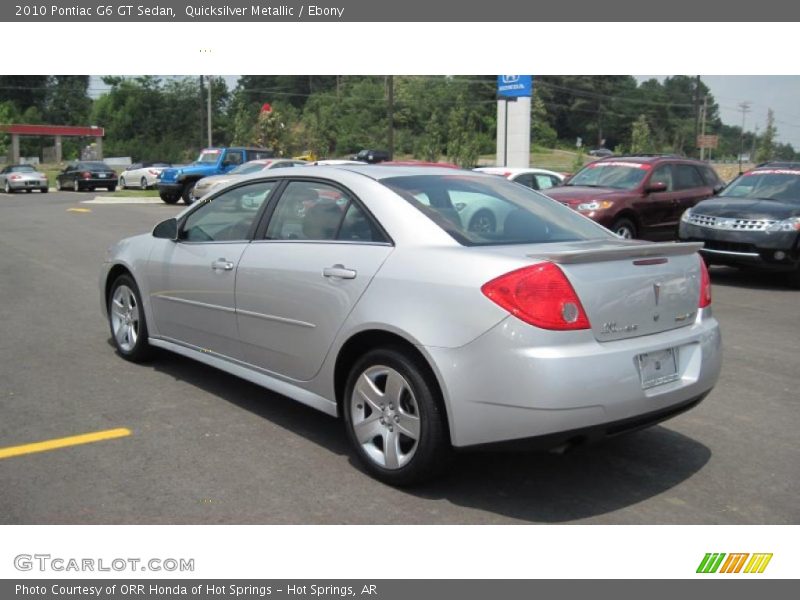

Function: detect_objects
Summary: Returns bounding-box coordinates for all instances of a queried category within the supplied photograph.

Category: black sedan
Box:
[678,163,800,286]
[56,162,118,192]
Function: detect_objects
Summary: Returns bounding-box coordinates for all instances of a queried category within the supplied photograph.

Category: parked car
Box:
[544,155,724,240]
[589,148,614,158]
[157,147,274,204]
[101,165,721,485]
[678,162,800,286]
[0,164,48,193]
[119,162,171,190]
[350,149,390,163]
[190,159,308,201]
[473,167,565,191]
[56,162,118,192]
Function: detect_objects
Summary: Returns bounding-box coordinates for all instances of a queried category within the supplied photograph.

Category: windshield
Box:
[230,162,269,175]
[11,165,36,172]
[567,161,650,189]
[197,149,222,164]
[83,162,111,170]
[720,169,800,203]
[382,175,613,246]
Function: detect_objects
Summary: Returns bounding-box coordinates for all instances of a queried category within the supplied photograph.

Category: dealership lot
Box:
[0,191,797,524]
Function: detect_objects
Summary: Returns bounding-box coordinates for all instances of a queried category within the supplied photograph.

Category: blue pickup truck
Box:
[157,147,274,204]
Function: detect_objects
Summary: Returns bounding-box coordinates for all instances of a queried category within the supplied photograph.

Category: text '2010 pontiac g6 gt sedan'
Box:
[100,166,722,485]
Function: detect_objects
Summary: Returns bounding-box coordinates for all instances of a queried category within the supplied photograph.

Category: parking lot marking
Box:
[66,207,92,213]
[0,428,131,460]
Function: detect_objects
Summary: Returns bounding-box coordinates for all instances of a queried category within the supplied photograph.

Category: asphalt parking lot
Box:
[0,190,798,524]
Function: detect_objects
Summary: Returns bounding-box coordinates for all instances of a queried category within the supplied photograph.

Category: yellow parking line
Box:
[66,207,91,213]
[0,428,131,460]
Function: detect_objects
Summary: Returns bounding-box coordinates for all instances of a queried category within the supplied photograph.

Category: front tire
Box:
[611,217,637,239]
[140,177,148,190]
[40,187,48,193]
[119,176,127,188]
[108,274,152,362]
[343,347,451,486]
[159,191,180,204]
[181,181,197,204]
[4,181,12,194]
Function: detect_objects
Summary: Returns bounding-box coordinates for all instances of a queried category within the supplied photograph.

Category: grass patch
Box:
[105,189,159,197]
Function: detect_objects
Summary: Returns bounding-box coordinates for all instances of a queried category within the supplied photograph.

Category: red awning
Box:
[0,124,105,137]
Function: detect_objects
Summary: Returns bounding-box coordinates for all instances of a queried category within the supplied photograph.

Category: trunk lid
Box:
[485,240,703,342]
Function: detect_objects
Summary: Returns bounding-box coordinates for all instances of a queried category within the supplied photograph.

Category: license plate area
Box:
[637,348,679,389]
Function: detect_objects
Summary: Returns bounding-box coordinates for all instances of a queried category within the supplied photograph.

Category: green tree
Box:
[630,114,652,154]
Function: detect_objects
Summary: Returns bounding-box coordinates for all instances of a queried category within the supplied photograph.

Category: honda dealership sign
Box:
[497,75,532,98]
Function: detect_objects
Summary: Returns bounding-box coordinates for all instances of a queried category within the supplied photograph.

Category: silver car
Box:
[0,164,49,194]
[100,166,722,485]
[190,159,308,201]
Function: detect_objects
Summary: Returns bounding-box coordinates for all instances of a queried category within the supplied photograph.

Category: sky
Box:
[637,75,800,147]
[91,75,800,149]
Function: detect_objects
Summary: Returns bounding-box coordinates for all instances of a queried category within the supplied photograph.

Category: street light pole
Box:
[207,75,213,147]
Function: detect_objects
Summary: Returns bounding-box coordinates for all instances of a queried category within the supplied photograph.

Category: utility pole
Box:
[199,75,205,149]
[751,125,759,162]
[207,75,213,147]
[738,101,752,174]
[386,75,394,159]
[694,75,701,158]
[699,95,708,161]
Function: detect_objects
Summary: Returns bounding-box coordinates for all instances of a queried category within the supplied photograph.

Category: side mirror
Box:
[646,181,668,193]
[153,217,178,240]
[713,183,725,194]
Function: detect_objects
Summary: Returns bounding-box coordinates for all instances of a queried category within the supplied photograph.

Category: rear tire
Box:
[56,179,62,191]
[140,177,148,190]
[119,176,127,188]
[73,178,81,192]
[4,181,12,194]
[107,185,116,192]
[108,274,152,363]
[25,188,32,193]
[468,210,496,234]
[611,217,637,239]
[786,266,800,289]
[343,347,452,486]
[40,187,48,193]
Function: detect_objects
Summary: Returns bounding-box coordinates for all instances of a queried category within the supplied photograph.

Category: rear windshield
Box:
[83,162,111,170]
[11,165,36,172]
[382,174,613,246]
[720,169,800,203]
[567,161,650,190]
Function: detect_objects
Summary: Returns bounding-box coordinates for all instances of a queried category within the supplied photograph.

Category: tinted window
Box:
[128,163,143,171]
[513,173,536,190]
[700,166,721,187]
[224,151,244,166]
[567,162,649,190]
[249,150,275,160]
[674,164,705,190]
[11,165,36,172]
[383,175,612,246]
[535,174,559,190]
[182,181,275,242]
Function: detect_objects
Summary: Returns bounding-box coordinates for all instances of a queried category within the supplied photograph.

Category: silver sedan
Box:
[100,166,722,485]
[0,164,49,193]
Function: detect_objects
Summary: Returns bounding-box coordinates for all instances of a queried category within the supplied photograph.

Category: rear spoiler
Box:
[527,241,704,265]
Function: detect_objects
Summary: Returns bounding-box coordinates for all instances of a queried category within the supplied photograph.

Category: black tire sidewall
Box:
[108,274,151,362]
[612,218,636,239]
[343,347,451,486]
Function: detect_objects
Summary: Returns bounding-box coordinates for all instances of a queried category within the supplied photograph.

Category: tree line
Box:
[1,75,796,165]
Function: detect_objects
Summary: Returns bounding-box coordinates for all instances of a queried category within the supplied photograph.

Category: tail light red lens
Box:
[9,175,21,180]
[698,256,712,308]
[481,262,591,330]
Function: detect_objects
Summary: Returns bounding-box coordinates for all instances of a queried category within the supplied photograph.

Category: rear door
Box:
[674,163,714,215]
[235,179,393,380]
[146,180,277,359]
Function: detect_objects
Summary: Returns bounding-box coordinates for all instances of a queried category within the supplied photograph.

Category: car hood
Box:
[196,174,234,187]
[544,185,632,204]
[692,197,800,220]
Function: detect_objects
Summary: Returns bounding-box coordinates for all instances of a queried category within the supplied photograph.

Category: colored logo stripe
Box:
[697,553,773,574]
[697,553,726,573]
[744,553,773,574]
[720,553,749,573]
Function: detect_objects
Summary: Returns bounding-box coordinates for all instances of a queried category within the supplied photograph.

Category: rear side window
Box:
[674,164,705,190]
[383,175,613,246]
[265,181,387,243]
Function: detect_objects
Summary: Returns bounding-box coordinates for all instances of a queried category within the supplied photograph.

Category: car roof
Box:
[594,154,703,165]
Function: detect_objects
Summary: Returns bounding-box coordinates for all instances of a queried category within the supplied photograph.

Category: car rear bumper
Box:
[426,310,721,448]
[679,223,799,270]
[8,179,47,189]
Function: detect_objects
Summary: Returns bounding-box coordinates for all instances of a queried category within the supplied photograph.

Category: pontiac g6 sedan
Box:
[100,166,722,485]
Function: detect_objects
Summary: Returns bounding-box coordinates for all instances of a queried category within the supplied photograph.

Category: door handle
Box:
[211,259,235,271]
[323,264,357,279]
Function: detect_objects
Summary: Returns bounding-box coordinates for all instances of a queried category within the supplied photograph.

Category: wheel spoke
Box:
[383,429,401,469]
[396,412,420,441]
[353,414,383,445]
[355,373,383,411]
[128,322,138,345]
[115,322,128,347]
[384,371,406,404]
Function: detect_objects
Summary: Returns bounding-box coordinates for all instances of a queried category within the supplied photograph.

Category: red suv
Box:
[544,155,724,240]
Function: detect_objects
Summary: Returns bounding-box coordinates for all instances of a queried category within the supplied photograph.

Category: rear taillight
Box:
[9,175,21,180]
[82,171,91,179]
[698,256,712,308]
[481,262,591,330]
[148,169,158,176]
